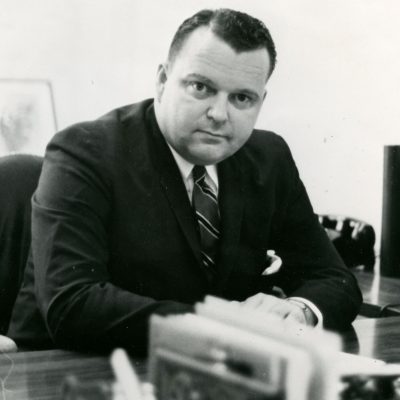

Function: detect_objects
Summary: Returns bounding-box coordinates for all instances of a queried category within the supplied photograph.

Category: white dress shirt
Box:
[167,144,218,203]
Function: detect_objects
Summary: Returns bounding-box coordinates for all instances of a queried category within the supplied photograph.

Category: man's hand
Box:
[0,335,18,352]
[233,293,317,326]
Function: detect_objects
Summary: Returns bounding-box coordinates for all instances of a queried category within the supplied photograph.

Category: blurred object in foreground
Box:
[149,296,341,400]
[61,375,113,400]
[340,364,400,400]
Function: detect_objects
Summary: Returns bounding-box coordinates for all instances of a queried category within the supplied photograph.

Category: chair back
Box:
[0,154,43,334]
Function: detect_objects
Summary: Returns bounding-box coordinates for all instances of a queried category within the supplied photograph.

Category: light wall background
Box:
[2,0,400,251]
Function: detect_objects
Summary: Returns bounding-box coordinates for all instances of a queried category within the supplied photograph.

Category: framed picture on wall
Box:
[0,79,57,156]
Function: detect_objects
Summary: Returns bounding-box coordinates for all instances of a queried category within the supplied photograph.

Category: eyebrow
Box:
[185,73,261,100]
[185,73,215,87]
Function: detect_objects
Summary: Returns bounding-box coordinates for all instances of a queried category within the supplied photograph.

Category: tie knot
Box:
[192,165,206,183]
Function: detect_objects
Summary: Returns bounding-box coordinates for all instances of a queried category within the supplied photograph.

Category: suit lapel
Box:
[215,155,245,292]
[144,103,247,284]
[146,106,204,270]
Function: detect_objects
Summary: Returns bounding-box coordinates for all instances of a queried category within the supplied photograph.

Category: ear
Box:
[155,63,168,102]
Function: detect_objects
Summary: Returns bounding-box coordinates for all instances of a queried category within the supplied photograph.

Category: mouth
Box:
[197,129,226,139]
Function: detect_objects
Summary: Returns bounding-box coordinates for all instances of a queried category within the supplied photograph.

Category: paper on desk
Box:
[198,295,388,379]
[335,351,385,376]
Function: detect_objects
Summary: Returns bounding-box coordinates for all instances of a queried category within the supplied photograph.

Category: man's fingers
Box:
[268,299,304,321]
[240,293,267,308]
[284,308,307,325]
[238,293,309,325]
[240,293,288,314]
[241,293,280,310]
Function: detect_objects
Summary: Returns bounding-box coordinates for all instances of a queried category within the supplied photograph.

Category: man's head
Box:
[154,8,277,165]
[168,9,277,78]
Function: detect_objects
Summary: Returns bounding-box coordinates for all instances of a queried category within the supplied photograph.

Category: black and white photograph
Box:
[1,1,400,399]
[0,79,57,156]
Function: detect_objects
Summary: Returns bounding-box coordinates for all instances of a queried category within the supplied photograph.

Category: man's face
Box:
[154,27,271,165]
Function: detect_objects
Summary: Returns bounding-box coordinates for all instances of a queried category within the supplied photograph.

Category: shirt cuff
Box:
[288,297,324,328]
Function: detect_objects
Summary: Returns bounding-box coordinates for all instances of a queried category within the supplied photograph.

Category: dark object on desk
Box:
[0,154,42,335]
[353,270,400,319]
[376,304,400,318]
[360,303,400,319]
[319,215,376,271]
[381,145,400,277]
[359,300,400,319]
[341,375,400,400]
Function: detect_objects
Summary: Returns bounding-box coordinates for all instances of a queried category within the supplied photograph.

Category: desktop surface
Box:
[0,317,399,399]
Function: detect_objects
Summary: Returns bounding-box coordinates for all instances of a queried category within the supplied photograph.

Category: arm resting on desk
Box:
[30,125,193,354]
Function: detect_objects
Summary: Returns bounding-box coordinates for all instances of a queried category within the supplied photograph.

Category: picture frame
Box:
[0,79,57,156]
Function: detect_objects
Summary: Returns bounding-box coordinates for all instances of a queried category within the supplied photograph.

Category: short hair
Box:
[168,8,277,77]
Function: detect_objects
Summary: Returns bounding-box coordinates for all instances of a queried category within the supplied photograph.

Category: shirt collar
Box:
[167,143,219,189]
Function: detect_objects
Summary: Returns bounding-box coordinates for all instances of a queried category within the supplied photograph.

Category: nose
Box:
[206,94,228,124]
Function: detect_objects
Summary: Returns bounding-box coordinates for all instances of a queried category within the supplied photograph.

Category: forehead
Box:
[170,27,271,92]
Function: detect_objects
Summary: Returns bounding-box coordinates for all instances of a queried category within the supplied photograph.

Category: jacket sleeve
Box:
[271,138,362,331]
[32,124,192,354]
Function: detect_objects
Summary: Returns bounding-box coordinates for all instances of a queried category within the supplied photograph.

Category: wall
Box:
[1,0,400,249]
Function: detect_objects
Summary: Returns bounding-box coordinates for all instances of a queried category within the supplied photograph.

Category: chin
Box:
[191,153,228,165]
[184,144,232,165]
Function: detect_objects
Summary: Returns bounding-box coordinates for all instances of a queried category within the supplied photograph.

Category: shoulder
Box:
[44,99,155,177]
[230,129,301,191]
[40,99,154,190]
[246,129,291,153]
[49,99,153,151]
[237,129,295,168]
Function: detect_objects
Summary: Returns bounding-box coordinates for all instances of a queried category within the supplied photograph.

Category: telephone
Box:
[319,215,376,271]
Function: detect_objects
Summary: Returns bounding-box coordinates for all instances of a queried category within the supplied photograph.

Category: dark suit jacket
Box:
[8,99,362,353]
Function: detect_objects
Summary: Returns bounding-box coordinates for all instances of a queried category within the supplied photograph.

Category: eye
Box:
[186,81,213,99]
[236,94,250,102]
[192,82,207,92]
[230,93,254,110]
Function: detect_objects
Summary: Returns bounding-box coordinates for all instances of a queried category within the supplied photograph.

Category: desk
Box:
[1,317,399,399]
[343,316,400,363]
[0,349,146,400]
[353,270,400,316]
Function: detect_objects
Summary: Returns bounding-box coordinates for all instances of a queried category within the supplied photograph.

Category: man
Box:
[9,9,361,354]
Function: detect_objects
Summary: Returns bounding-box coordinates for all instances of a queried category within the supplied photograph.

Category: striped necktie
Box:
[192,165,221,275]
